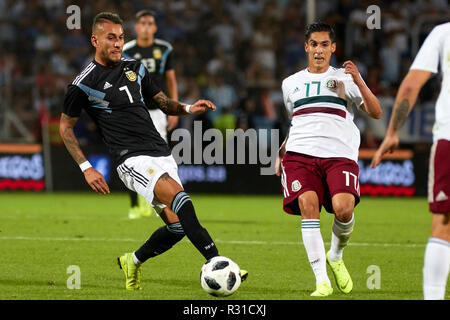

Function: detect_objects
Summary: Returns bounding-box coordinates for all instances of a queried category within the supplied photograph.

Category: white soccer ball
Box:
[200,256,241,297]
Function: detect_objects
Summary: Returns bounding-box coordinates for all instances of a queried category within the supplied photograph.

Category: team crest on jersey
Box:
[124,67,137,81]
[148,168,155,176]
[292,180,302,192]
[326,78,337,89]
[153,48,162,59]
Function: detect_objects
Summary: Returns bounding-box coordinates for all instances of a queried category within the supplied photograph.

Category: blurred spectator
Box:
[204,74,239,123]
[0,0,445,149]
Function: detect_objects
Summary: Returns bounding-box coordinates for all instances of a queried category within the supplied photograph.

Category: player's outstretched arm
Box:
[371,69,432,168]
[59,113,110,194]
[153,91,216,115]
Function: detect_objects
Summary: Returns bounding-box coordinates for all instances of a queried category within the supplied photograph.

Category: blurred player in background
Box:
[122,10,179,219]
[372,22,450,300]
[276,22,382,297]
[59,12,249,291]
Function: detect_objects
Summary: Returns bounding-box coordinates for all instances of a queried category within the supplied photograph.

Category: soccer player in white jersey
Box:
[276,22,382,297]
[372,22,450,300]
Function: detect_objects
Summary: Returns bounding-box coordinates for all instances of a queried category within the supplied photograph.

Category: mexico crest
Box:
[292,180,302,192]
[326,78,337,89]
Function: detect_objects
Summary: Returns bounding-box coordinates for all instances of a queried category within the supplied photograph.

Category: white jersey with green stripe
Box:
[282,66,364,162]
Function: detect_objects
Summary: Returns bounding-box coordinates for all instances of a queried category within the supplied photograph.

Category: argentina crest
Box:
[124,67,137,81]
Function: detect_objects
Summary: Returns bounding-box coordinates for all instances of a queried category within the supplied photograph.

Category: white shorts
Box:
[117,155,183,210]
[149,109,168,143]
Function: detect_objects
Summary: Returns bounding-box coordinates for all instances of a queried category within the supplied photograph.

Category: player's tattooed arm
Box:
[392,99,410,131]
[153,91,187,115]
[59,113,88,165]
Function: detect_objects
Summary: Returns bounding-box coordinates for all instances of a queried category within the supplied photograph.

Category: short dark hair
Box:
[92,12,123,32]
[305,22,336,43]
[135,9,157,21]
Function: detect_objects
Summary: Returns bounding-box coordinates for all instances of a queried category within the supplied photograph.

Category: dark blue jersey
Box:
[63,58,171,164]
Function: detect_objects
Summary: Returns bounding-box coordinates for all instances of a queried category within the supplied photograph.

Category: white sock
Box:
[328,213,355,262]
[132,252,142,265]
[301,219,330,285]
[423,237,450,300]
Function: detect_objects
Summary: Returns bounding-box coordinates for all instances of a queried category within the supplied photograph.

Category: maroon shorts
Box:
[280,151,360,215]
[428,139,450,213]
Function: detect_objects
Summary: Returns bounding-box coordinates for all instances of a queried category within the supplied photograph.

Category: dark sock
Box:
[130,191,138,207]
[134,222,185,263]
[171,191,219,260]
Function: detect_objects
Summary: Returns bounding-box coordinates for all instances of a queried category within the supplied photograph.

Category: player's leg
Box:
[298,191,333,297]
[281,152,332,296]
[423,139,450,300]
[329,192,355,261]
[423,212,450,300]
[153,173,219,260]
[137,193,152,217]
[324,158,360,294]
[128,190,141,219]
[132,207,185,266]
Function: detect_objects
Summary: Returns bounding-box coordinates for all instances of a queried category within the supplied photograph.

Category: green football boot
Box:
[137,194,152,217]
[310,281,333,297]
[240,269,249,282]
[128,207,141,220]
[326,251,353,294]
[117,252,142,290]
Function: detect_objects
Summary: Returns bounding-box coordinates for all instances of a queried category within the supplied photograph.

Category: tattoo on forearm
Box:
[159,173,171,181]
[60,115,87,164]
[393,99,410,131]
[153,92,186,115]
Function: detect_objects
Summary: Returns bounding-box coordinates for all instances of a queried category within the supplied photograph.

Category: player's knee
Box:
[333,202,354,222]
[430,212,450,241]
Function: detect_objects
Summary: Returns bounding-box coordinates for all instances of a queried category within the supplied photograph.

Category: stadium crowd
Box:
[0,0,448,147]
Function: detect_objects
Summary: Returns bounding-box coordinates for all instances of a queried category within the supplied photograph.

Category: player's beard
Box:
[102,47,121,67]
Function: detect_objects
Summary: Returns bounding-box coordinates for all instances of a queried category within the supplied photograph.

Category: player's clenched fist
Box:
[343,60,363,85]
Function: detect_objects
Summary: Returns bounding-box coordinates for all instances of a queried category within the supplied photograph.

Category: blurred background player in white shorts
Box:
[123,9,178,219]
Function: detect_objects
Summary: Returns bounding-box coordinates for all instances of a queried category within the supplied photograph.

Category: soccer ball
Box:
[200,256,241,297]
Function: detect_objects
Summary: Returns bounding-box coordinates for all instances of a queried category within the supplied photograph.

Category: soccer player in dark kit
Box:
[59,12,247,290]
[122,9,179,220]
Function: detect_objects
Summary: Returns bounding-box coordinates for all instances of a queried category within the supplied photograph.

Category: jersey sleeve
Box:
[282,79,294,115]
[165,49,174,71]
[343,74,364,108]
[141,63,162,102]
[410,26,441,74]
[63,85,89,117]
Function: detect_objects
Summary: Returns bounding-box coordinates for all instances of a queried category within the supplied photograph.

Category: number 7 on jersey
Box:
[119,85,134,103]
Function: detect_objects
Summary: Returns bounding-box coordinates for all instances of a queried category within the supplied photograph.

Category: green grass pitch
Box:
[0,192,448,300]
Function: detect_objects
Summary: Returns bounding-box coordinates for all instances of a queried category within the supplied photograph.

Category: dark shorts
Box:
[280,151,360,215]
[428,139,450,213]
